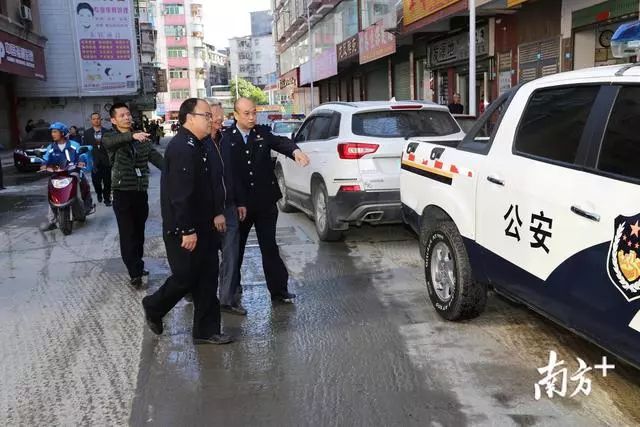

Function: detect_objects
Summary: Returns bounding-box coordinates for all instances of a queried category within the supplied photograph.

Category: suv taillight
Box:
[337,143,379,159]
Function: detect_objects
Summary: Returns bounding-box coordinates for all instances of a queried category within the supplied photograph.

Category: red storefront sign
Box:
[0,30,46,80]
[359,21,396,65]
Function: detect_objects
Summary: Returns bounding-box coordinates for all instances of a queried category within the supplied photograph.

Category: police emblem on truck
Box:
[607,214,640,302]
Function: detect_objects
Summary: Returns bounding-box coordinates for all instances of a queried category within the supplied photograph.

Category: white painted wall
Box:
[17,97,114,138]
[574,29,596,70]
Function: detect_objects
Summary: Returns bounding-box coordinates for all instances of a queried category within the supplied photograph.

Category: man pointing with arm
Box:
[223,97,309,306]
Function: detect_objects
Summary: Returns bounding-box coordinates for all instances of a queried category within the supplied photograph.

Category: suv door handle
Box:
[571,205,600,222]
[486,175,505,186]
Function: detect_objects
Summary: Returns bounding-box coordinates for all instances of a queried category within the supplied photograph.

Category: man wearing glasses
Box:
[224,97,310,305]
[143,98,231,345]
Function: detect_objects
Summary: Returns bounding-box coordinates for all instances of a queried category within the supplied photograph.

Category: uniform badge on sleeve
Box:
[608,213,640,301]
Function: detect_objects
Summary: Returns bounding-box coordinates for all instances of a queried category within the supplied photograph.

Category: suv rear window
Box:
[598,86,640,181]
[351,110,460,138]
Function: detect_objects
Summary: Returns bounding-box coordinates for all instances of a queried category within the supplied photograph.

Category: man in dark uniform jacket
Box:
[223,97,310,304]
[83,112,112,206]
[143,98,231,345]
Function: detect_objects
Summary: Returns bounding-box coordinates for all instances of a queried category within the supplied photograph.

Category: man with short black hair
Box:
[448,93,464,114]
[143,98,231,345]
[104,103,163,289]
[84,112,112,206]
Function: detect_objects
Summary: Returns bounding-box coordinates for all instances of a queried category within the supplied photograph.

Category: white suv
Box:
[275,101,465,241]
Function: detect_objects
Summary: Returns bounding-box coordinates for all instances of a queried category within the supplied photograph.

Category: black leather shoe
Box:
[184,293,193,303]
[271,292,296,304]
[130,277,144,289]
[221,304,247,316]
[142,269,149,276]
[97,196,102,203]
[104,200,112,207]
[193,334,233,345]
[142,298,163,335]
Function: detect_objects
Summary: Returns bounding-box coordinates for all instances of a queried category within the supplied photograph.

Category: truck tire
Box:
[59,207,73,236]
[422,220,486,320]
[275,167,296,213]
[312,182,342,242]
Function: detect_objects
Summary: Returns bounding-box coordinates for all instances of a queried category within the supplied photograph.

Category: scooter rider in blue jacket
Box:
[40,122,94,231]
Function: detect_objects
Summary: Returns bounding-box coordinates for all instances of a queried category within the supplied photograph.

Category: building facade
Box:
[155,0,206,120]
[203,43,229,96]
[0,0,47,147]
[13,0,158,137]
[228,9,277,88]
[272,0,640,115]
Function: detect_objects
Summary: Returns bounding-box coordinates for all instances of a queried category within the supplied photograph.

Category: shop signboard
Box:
[300,47,338,85]
[337,34,359,63]
[428,25,490,67]
[507,0,528,7]
[279,68,299,90]
[72,0,139,95]
[403,0,461,26]
[359,21,396,65]
[0,30,46,80]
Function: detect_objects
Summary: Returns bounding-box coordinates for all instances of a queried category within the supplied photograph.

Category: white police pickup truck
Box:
[401,58,640,366]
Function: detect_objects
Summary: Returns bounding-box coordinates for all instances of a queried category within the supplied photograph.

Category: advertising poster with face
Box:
[73,0,138,95]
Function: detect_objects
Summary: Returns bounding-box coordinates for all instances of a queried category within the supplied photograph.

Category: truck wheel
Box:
[59,207,73,236]
[423,221,486,320]
[312,182,342,242]
[275,167,296,213]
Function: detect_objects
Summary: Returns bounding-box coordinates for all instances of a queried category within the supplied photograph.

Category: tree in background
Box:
[230,78,268,105]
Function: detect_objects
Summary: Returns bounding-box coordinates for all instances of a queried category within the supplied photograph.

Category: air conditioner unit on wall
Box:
[20,5,32,22]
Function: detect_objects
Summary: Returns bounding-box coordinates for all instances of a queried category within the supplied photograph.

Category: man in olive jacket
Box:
[104,103,163,288]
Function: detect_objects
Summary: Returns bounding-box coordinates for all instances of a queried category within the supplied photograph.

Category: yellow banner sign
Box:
[403,0,461,26]
[507,0,528,7]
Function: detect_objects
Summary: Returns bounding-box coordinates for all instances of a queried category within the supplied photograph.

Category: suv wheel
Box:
[275,167,296,213]
[313,182,342,241]
[422,220,486,320]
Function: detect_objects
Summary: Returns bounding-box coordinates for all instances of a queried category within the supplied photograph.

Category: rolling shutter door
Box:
[518,37,560,83]
[366,67,388,101]
[393,61,411,100]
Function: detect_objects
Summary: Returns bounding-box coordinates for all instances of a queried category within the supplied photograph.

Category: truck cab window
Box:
[598,86,640,181]
[514,86,599,164]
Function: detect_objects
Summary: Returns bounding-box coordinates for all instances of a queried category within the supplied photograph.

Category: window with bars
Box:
[165,25,186,37]
[170,89,190,99]
[169,69,188,78]
[168,48,187,58]
[164,4,184,15]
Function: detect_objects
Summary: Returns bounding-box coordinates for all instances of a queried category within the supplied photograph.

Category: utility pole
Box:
[235,74,239,99]
[469,0,477,117]
[306,0,314,111]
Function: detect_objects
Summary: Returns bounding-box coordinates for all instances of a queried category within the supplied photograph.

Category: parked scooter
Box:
[42,161,94,235]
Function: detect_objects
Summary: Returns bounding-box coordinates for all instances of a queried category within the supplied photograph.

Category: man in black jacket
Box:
[143,98,231,345]
[84,112,112,206]
[224,97,309,304]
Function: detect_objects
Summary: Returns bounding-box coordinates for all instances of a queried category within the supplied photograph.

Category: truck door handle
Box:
[486,175,504,186]
[571,206,600,222]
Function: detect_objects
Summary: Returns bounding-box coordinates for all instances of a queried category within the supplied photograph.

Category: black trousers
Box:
[113,190,148,279]
[145,230,221,338]
[92,167,112,202]
[238,203,289,297]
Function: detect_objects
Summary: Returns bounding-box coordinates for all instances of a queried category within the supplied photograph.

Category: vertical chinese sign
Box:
[73,0,138,95]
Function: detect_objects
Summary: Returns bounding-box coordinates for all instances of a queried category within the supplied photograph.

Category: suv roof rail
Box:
[320,101,357,108]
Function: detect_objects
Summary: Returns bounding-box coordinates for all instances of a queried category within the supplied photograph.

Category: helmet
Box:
[49,122,69,136]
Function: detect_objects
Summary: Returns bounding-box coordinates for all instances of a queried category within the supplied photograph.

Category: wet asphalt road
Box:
[1,144,640,426]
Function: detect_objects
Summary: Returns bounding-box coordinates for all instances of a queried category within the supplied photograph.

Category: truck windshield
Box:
[352,110,460,138]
